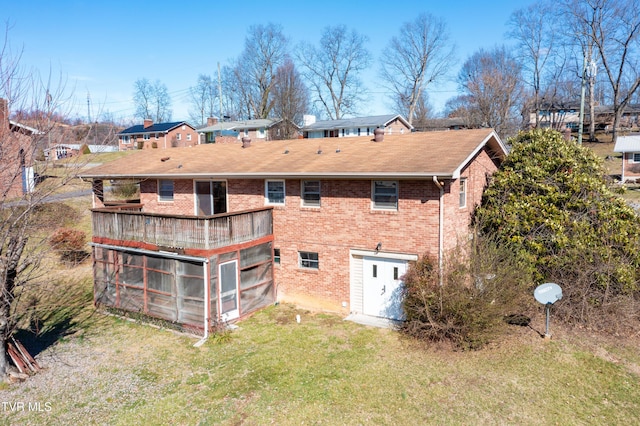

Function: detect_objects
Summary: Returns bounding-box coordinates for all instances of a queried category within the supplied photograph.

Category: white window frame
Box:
[632,153,640,163]
[158,179,174,202]
[187,133,192,141]
[459,178,467,208]
[176,133,182,141]
[372,180,398,210]
[122,135,131,144]
[301,180,321,207]
[265,180,285,205]
[299,251,319,269]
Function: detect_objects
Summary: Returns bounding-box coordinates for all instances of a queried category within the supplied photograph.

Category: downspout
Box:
[432,176,444,286]
[194,258,210,347]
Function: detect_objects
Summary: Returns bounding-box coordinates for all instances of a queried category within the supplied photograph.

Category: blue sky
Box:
[4,0,526,123]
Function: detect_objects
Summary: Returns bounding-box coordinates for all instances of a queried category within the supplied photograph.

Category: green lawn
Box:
[3,297,640,425]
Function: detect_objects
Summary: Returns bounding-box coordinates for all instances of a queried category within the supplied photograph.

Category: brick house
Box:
[0,98,43,199]
[613,134,640,182]
[118,120,198,151]
[302,114,413,139]
[81,129,506,330]
[197,117,285,144]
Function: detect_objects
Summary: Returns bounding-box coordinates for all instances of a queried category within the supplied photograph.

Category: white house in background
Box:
[613,134,640,182]
[302,114,413,139]
[198,118,283,144]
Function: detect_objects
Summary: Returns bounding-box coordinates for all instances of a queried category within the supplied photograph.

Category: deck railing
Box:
[91,206,273,250]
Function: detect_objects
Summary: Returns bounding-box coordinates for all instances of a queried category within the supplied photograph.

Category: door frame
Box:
[218,259,239,321]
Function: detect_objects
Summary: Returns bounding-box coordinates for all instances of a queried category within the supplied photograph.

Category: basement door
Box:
[219,260,239,321]
[362,256,407,320]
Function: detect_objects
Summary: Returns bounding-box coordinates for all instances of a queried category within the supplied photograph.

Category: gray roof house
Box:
[198,118,283,143]
[302,114,413,139]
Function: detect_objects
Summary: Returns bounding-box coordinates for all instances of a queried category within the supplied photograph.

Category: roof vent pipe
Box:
[374,128,384,142]
[241,136,251,148]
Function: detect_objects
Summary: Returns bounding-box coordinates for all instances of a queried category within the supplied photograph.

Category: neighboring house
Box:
[0,98,43,199]
[45,144,119,160]
[198,117,284,144]
[118,120,198,151]
[302,114,413,139]
[613,134,640,182]
[80,128,507,332]
[418,117,469,132]
[530,103,640,132]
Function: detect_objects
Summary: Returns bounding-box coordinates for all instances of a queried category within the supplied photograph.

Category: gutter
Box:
[432,176,444,286]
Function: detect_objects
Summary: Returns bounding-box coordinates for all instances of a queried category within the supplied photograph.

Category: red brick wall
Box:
[119,125,199,151]
[133,145,498,311]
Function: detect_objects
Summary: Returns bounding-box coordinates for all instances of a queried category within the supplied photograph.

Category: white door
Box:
[219,260,239,321]
[362,257,407,320]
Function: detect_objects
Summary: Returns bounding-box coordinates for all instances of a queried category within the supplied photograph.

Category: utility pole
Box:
[87,92,91,123]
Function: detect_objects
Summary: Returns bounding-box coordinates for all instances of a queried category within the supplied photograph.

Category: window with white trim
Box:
[122,135,131,144]
[158,179,174,201]
[372,180,398,210]
[143,133,150,140]
[301,180,321,207]
[633,153,640,162]
[459,178,467,208]
[299,251,319,269]
[265,180,285,205]
[187,133,192,141]
[176,133,182,141]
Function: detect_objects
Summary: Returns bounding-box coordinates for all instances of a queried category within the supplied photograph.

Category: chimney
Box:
[242,136,251,148]
[374,127,384,142]
[207,117,219,126]
[143,119,153,129]
[303,114,316,127]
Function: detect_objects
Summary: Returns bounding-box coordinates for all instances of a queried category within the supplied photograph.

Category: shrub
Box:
[474,128,640,332]
[111,180,139,199]
[401,238,533,350]
[49,228,88,264]
[80,144,91,155]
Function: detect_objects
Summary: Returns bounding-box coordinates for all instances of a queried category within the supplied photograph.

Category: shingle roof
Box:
[198,119,280,133]
[81,129,506,180]
[119,121,190,135]
[613,134,640,153]
[303,114,412,131]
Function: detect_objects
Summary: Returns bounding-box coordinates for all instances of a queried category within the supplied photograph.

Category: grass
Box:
[3,300,640,425]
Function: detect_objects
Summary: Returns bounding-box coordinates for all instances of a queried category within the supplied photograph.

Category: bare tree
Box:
[189,74,218,127]
[222,23,289,120]
[271,58,309,139]
[508,1,559,129]
[379,13,455,126]
[133,78,172,123]
[456,46,524,138]
[562,0,640,141]
[0,25,92,380]
[296,25,371,120]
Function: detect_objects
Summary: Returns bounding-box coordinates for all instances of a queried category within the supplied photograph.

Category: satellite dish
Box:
[534,282,562,305]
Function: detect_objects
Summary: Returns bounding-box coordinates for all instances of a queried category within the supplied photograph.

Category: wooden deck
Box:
[91,206,273,250]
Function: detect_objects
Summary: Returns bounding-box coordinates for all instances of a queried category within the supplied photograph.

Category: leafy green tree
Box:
[475,129,640,327]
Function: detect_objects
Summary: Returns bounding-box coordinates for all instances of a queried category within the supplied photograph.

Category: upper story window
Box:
[301,180,321,207]
[265,180,285,205]
[372,180,398,210]
[158,179,174,201]
[459,178,467,208]
[122,135,131,144]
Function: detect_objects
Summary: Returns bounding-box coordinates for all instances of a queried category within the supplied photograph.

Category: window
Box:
[372,181,398,210]
[143,133,150,140]
[265,180,285,205]
[459,179,467,208]
[186,133,192,141]
[158,179,174,201]
[299,251,319,269]
[155,133,159,140]
[633,153,640,163]
[122,135,131,144]
[274,248,281,264]
[301,180,321,207]
[176,133,182,141]
[257,128,266,138]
